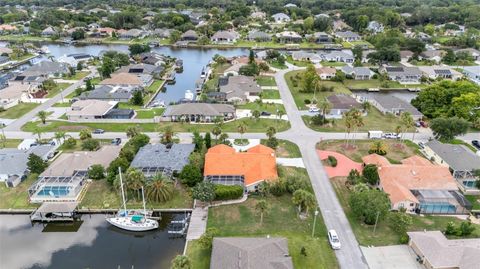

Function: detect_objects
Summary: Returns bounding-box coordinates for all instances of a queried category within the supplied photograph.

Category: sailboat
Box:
[106,168,158,231]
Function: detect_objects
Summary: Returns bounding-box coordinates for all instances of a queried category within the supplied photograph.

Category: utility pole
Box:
[373,211,380,234]
[312,210,319,237]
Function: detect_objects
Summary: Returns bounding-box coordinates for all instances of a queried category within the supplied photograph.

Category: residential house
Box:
[321,51,354,63]
[119,29,145,39]
[29,145,121,203]
[291,51,322,64]
[223,63,244,76]
[90,27,116,38]
[180,30,198,41]
[140,52,167,66]
[247,30,271,42]
[334,31,361,42]
[326,94,362,117]
[362,154,467,214]
[21,61,69,78]
[117,63,163,77]
[66,100,134,120]
[462,66,480,85]
[0,47,13,55]
[333,20,351,31]
[341,66,374,80]
[79,85,139,102]
[204,144,278,191]
[424,140,480,191]
[219,75,262,103]
[152,28,172,38]
[367,21,384,33]
[309,32,332,43]
[271,13,290,23]
[276,31,302,43]
[211,237,293,269]
[316,67,337,80]
[314,13,330,19]
[0,83,32,109]
[250,11,266,20]
[379,66,423,84]
[211,30,239,44]
[407,231,480,269]
[162,103,235,122]
[131,144,195,177]
[0,24,17,33]
[284,3,297,8]
[416,32,432,42]
[400,50,414,62]
[418,66,463,80]
[358,92,423,120]
[57,53,93,67]
[0,145,56,187]
[41,26,56,36]
[419,50,445,63]
[99,72,150,87]
[455,48,480,61]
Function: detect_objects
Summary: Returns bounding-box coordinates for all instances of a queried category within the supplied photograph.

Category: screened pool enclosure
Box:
[28,171,87,203]
[412,190,472,214]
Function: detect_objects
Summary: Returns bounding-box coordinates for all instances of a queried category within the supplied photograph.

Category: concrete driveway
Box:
[361,245,423,269]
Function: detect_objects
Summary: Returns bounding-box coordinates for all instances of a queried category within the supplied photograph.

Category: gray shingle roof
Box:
[79,85,135,101]
[370,93,423,116]
[131,144,195,172]
[210,237,293,269]
[22,61,68,76]
[163,103,235,117]
[0,145,55,176]
[219,75,262,101]
[426,140,480,172]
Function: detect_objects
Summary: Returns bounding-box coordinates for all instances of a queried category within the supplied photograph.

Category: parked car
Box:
[328,230,341,250]
[472,140,480,150]
[260,111,271,116]
[111,138,122,145]
[368,130,383,139]
[419,121,428,128]
[92,129,105,134]
[418,142,425,149]
[415,122,421,127]
[309,107,320,113]
[383,133,400,139]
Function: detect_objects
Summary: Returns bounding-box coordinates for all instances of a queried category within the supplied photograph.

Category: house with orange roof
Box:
[204,144,278,191]
[362,154,471,214]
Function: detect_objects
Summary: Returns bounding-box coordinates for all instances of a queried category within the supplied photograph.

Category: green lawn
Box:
[320,61,347,67]
[79,179,193,209]
[237,102,285,114]
[332,178,480,246]
[52,102,71,107]
[304,107,412,132]
[261,139,301,158]
[285,70,351,109]
[234,40,325,49]
[342,41,373,49]
[146,79,164,94]
[344,79,405,89]
[0,174,38,209]
[261,90,281,99]
[64,71,89,80]
[135,108,165,119]
[286,56,311,67]
[0,139,22,148]
[0,103,39,119]
[256,76,277,87]
[22,118,291,133]
[57,139,111,153]
[466,195,480,211]
[268,60,288,69]
[45,83,72,98]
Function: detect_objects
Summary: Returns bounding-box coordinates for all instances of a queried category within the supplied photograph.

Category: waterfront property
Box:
[211,30,240,44]
[130,143,195,177]
[379,66,422,84]
[79,85,140,102]
[316,67,337,80]
[418,66,463,80]
[362,154,469,214]
[210,237,293,269]
[99,72,148,88]
[334,31,361,42]
[161,103,235,122]
[204,144,278,191]
[341,66,374,80]
[0,145,56,187]
[66,100,134,120]
[28,145,121,203]
[424,140,480,192]
[219,75,263,103]
[408,231,480,269]
[326,94,362,118]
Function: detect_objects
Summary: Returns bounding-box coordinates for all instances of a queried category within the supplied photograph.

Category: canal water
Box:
[43,43,248,104]
[0,214,187,269]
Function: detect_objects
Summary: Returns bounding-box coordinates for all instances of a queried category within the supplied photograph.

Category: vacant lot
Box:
[0,103,39,119]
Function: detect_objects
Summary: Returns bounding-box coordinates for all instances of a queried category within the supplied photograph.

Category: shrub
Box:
[266,137,279,149]
[180,164,203,187]
[304,99,311,104]
[362,164,380,185]
[214,185,244,200]
[311,114,328,126]
[399,234,409,244]
[327,155,337,167]
[269,179,287,196]
[88,164,105,180]
[285,176,311,194]
[445,221,456,235]
[81,138,100,151]
[63,137,77,149]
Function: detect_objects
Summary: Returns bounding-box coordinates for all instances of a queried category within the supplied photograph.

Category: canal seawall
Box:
[0,208,193,214]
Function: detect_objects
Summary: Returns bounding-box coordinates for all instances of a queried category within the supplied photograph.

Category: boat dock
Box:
[30,202,79,222]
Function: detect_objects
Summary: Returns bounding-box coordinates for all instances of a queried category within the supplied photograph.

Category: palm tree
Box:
[255,199,269,225]
[211,126,222,143]
[54,131,66,145]
[276,109,285,121]
[361,101,371,113]
[79,128,92,140]
[292,189,316,217]
[160,126,175,144]
[125,168,146,201]
[318,100,332,125]
[350,108,364,145]
[34,128,43,142]
[37,111,48,124]
[266,126,276,139]
[237,122,247,141]
[0,133,6,148]
[219,133,229,144]
[147,174,175,203]
[343,111,355,147]
[252,110,261,121]
[400,112,415,141]
[126,126,140,138]
[171,255,191,269]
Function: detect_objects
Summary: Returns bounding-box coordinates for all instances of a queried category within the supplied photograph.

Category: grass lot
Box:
[285,70,351,109]
[203,63,230,92]
[316,139,422,163]
[135,108,165,119]
[466,195,480,211]
[22,118,291,133]
[261,89,281,99]
[58,139,111,153]
[303,107,413,132]
[0,103,39,119]
[79,179,193,209]
[320,61,347,67]
[343,79,405,89]
[45,83,72,98]
[261,139,301,158]
[332,177,480,246]
[286,56,311,67]
[237,102,285,114]
[0,174,38,209]
[268,60,288,69]
[342,41,373,49]
[52,102,71,107]
[0,139,22,148]
[146,79,164,94]
[234,40,325,49]
[64,71,89,80]
[256,76,277,87]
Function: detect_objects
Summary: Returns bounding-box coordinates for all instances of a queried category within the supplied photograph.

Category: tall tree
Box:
[125,167,146,201]
[430,117,469,141]
[237,122,247,140]
[292,189,316,217]
[255,199,269,225]
[37,111,48,125]
[147,174,174,203]
[27,153,48,174]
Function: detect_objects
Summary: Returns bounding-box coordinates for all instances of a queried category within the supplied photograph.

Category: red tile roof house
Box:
[362,154,471,214]
[204,144,278,192]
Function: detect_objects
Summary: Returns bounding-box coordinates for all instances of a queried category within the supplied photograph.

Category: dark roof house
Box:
[131,143,195,176]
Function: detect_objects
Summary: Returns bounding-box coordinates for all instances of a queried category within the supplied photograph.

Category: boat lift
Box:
[30,202,80,222]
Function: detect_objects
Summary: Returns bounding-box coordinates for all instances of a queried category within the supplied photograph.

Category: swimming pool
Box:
[36,186,71,197]
[419,203,456,214]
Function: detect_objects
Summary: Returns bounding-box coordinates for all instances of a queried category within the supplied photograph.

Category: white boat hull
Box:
[106,216,158,231]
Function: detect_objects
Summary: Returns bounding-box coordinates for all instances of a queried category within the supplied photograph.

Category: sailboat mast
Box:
[119,167,127,214]
[141,186,146,214]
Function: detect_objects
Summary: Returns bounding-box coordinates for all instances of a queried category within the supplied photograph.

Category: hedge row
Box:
[214,184,244,200]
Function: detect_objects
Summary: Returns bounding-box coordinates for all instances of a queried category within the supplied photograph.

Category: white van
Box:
[368,130,383,139]
[328,229,341,250]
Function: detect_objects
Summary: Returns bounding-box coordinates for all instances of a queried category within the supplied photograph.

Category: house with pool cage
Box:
[28,145,121,203]
[362,154,471,214]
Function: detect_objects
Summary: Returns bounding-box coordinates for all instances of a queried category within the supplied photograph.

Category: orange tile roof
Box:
[363,154,458,205]
[204,144,278,186]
